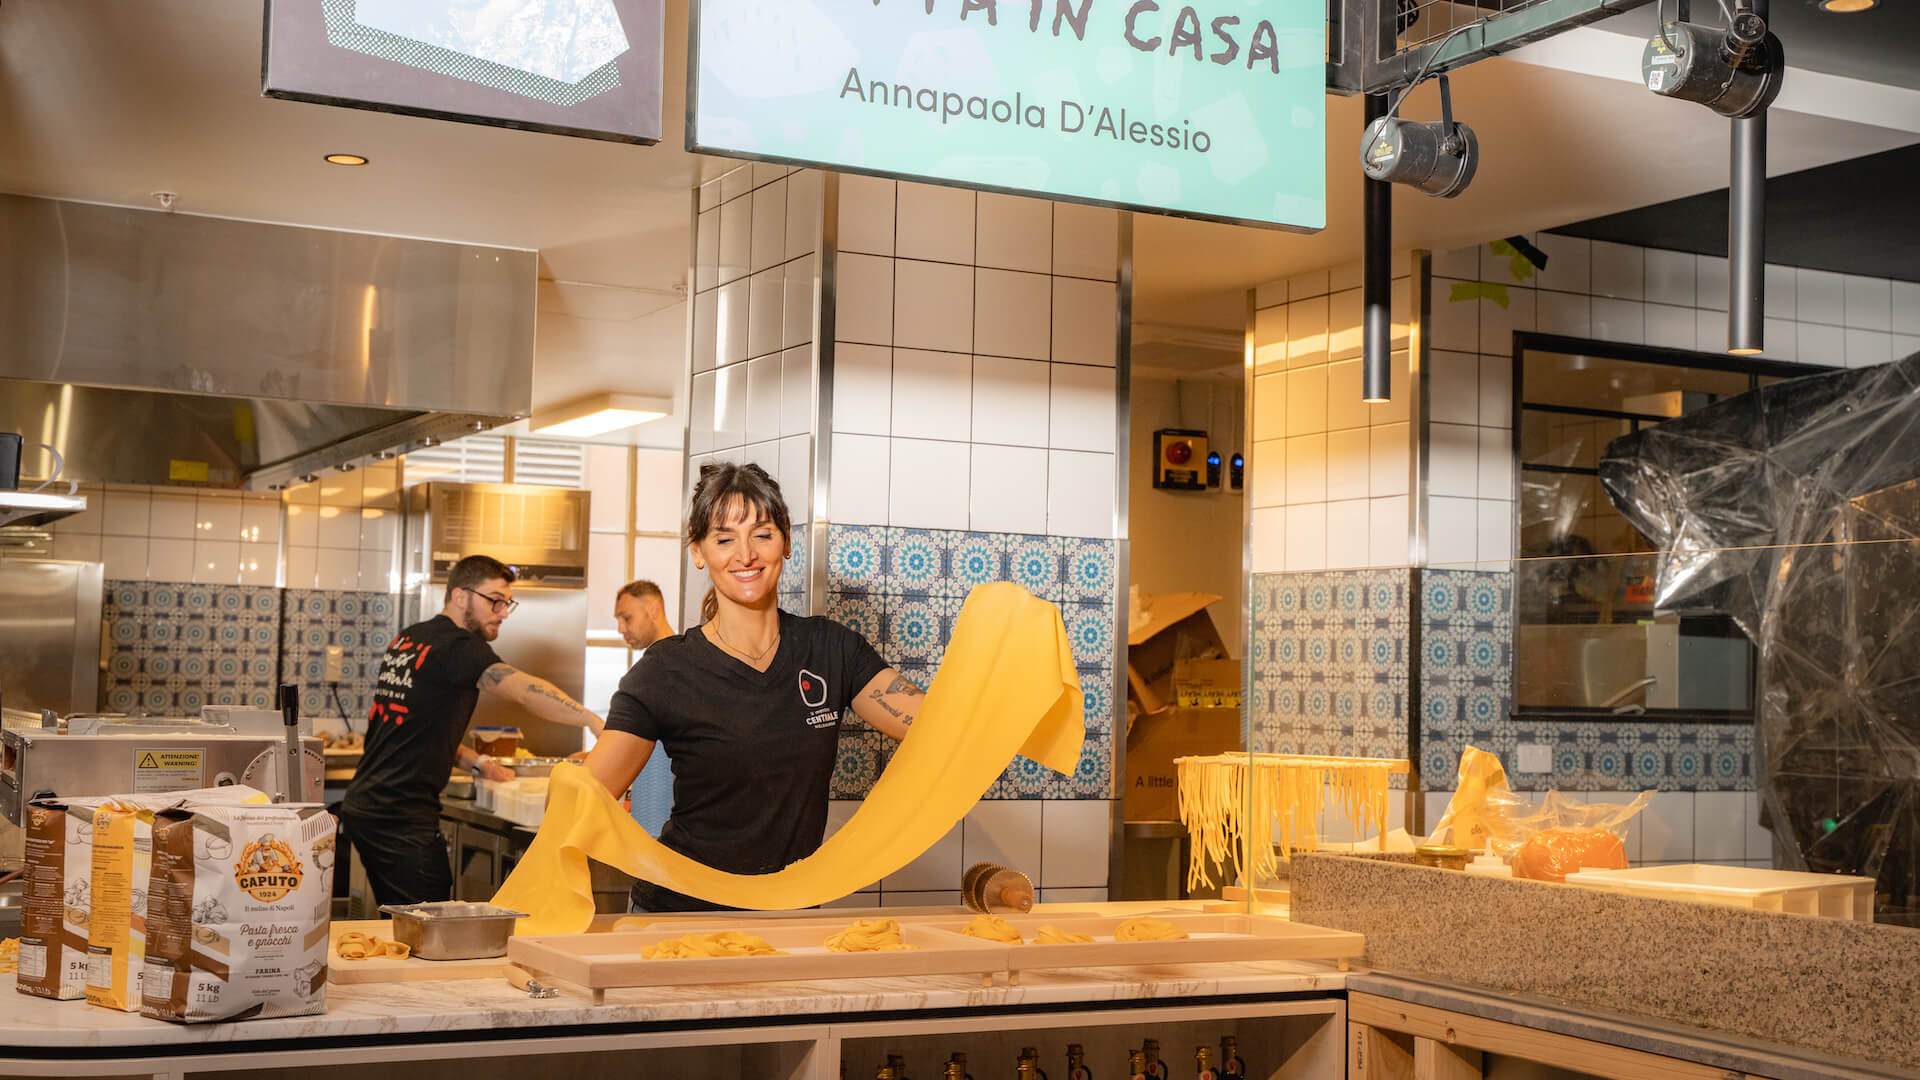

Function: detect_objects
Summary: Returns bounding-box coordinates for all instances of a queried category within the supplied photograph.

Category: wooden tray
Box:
[327,914,677,984]
[915,913,1363,974]
[508,923,1010,997]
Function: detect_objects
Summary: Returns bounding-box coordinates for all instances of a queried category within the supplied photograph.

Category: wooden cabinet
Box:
[1350,992,1764,1080]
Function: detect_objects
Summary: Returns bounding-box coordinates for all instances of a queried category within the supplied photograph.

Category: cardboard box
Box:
[1124,707,1242,823]
[1173,657,1242,709]
[1125,591,1228,717]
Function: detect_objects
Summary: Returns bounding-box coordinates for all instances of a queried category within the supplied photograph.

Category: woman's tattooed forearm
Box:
[868,675,926,726]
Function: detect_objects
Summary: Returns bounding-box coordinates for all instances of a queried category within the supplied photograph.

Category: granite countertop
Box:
[0,961,1347,1050]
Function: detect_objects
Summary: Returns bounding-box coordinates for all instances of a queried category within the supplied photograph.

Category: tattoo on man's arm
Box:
[528,680,597,722]
[884,674,925,698]
[480,663,516,688]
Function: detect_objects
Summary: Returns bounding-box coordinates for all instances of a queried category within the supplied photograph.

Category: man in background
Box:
[614,579,675,652]
[612,579,675,836]
[343,554,603,905]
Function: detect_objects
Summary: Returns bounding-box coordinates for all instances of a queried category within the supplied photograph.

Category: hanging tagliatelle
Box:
[1175,754,1407,892]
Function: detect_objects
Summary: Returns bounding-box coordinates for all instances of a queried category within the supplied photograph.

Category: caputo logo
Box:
[233,835,303,903]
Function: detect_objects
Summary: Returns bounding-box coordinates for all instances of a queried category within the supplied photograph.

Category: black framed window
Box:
[1511,333,1815,721]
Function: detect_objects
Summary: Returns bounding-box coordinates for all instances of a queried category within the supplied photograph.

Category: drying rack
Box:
[1175,753,1410,893]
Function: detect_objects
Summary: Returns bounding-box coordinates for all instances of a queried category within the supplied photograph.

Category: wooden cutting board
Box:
[326,914,659,984]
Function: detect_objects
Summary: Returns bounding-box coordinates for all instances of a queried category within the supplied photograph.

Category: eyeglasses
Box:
[467,588,519,614]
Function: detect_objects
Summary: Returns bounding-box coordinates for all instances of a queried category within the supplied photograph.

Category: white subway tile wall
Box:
[58,483,296,587]
[685,166,827,625]
[821,176,1122,540]
[1249,259,1416,572]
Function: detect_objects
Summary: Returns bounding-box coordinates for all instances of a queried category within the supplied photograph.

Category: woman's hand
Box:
[852,668,925,741]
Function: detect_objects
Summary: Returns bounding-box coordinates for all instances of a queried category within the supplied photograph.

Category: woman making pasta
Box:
[583,462,924,912]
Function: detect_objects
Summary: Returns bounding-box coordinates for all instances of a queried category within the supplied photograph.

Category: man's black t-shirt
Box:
[343,615,501,825]
[606,611,889,908]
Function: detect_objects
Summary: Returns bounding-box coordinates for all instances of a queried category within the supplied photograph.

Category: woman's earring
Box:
[695,562,705,571]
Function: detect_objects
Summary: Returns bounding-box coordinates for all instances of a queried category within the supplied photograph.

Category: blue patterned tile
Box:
[1249,568,1413,765]
[103,582,284,715]
[825,592,886,646]
[883,528,946,597]
[945,531,1008,594]
[830,729,883,799]
[1006,535,1065,601]
[821,525,1113,801]
[1078,669,1115,730]
[1060,538,1116,603]
[883,595,960,667]
[279,587,400,720]
[1045,731,1114,799]
[1063,603,1116,669]
[827,525,885,593]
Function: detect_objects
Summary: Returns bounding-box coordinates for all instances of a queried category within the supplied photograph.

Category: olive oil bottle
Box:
[1193,1046,1216,1080]
[1065,1042,1092,1080]
[1016,1047,1048,1080]
[1218,1037,1245,1080]
[1142,1039,1169,1080]
[1126,1049,1149,1080]
[945,1052,973,1080]
[889,1054,912,1080]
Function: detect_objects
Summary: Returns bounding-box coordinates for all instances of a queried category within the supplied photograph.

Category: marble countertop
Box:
[0,961,1347,1050]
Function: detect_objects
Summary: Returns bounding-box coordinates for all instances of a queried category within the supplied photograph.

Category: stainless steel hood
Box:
[0,194,537,489]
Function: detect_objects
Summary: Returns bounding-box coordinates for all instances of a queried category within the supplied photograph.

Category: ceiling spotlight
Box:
[324,153,370,167]
[1360,74,1478,198]
[1814,0,1876,11]
[1642,11,1784,118]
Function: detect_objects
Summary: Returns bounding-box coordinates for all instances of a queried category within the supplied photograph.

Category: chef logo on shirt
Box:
[798,668,838,729]
[797,669,828,709]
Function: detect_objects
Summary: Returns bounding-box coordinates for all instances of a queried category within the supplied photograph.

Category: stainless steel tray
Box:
[379,901,529,961]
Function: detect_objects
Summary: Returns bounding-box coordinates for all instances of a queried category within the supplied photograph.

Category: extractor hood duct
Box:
[0,194,536,489]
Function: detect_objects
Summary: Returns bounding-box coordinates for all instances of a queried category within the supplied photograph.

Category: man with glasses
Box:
[343,554,604,905]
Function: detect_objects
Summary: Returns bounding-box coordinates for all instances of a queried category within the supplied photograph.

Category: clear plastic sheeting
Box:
[1599,352,1920,924]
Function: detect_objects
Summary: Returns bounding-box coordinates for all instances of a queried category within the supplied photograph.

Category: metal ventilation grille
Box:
[422,481,591,584]
[435,487,579,550]
[404,435,506,484]
[511,439,587,489]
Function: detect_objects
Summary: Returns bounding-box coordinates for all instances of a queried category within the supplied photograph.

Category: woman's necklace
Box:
[712,620,780,662]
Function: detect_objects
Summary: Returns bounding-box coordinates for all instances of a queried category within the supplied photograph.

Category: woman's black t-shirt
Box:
[604,610,890,911]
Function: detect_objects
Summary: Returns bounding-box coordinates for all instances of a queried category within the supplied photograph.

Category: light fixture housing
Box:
[1359,75,1478,199]
[323,153,369,166]
[530,393,673,438]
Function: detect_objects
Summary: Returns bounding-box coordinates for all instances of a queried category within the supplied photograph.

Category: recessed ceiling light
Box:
[530,393,674,438]
[1814,0,1876,12]
[324,153,370,166]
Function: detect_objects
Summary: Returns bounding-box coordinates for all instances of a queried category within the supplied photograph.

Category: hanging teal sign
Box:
[688,0,1326,231]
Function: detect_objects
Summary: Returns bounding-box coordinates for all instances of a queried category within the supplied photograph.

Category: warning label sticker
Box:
[133,749,204,794]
